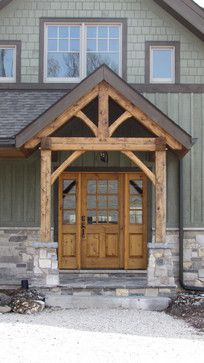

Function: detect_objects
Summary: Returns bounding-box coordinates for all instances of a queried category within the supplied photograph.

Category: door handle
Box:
[81,215,86,238]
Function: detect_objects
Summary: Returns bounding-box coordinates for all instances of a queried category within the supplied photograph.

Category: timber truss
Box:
[16,66,193,245]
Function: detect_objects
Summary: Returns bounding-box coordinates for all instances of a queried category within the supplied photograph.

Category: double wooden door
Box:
[58,172,147,270]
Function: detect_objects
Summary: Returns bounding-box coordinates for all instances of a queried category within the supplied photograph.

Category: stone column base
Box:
[147,244,176,287]
[32,242,59,287]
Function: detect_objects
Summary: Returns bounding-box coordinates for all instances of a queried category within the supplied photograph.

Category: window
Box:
[44,23,122,82]
[150,46,175,83]
[145,42,180,84]
[0,45,16,82]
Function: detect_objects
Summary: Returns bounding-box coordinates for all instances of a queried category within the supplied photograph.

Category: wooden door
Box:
[58,173,81,269]
[124,173,147,269]
[58,172,147,270]
[81,173,122,269]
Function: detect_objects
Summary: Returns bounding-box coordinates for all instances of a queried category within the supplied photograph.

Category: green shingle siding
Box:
[0,0,203,83]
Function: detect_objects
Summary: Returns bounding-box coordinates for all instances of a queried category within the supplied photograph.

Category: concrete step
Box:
[46,294,171,311]
[59,271,148,290]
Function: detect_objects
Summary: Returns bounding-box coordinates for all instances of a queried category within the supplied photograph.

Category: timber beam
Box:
[40,137,160,152]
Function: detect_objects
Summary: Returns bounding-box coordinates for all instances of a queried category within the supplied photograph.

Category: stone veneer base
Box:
[0,227,203,290]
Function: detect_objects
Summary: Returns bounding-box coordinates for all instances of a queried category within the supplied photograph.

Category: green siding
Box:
[145,92,204,228]
[0,0,203,83]
[0,156,40,227]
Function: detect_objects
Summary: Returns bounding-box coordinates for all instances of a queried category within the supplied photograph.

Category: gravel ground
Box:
[0,308,203,363]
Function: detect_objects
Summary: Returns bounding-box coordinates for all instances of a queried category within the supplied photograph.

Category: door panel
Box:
[58,174,80,269]
[81,174,121,268]
[125,173,147,269]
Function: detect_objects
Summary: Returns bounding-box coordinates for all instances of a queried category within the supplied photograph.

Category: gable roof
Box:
[153,0,204,41]
[0,1,203,40]
[15,65,193,155]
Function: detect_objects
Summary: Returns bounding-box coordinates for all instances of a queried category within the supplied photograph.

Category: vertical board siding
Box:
[0,157,40,227]
[145,92,204,228]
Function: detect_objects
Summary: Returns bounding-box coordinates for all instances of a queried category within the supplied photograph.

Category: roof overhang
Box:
[0,0,13,10]
[15,65,194,157]
[153,0,204,41]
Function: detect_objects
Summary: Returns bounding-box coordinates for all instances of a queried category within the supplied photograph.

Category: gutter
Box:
[179,158,204,292]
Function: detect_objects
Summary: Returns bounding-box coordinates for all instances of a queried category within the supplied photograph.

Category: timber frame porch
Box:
[15,65,193,277]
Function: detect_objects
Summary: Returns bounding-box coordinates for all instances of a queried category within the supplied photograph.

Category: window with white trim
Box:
[150,46,175,83]
[44,23,122,82]
[0,45,16,82]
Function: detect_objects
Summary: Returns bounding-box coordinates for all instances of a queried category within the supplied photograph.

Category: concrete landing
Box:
[46,294,171,311]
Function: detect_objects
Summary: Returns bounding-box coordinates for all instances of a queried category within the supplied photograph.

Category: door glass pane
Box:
[87,195,96,209]
[130,210,143,224]
[98,195,107,209]
[130,195,142,209]
[63,195,76,209]
[63,179,76,194]
[98,210,108,224]
[108,195,118,209]
[108,180,118,194]
[87,210,97,224]
[98,180,108,194]
[87,180,96,194]
[129,180,143,194]
[108,211,118,224]
[63,210,76,224]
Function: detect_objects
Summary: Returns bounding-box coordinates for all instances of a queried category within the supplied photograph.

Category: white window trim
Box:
[44,22,122,83]
[0,45,16,83]
[150,45,175,84]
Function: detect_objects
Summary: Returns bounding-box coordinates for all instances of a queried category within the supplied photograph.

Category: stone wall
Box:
[0,227,204,289]
[183,231,204,288]
[149,229,204,288]
[0,227,59,287]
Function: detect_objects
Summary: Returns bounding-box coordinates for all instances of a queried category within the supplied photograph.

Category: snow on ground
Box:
[0,308,203,363]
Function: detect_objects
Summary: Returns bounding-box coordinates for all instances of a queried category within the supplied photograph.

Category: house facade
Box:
[0,0,204,295]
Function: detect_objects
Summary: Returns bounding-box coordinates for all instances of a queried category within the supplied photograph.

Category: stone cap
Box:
[32,242,58,249]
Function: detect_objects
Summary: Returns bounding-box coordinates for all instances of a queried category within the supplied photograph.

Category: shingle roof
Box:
[0,90,66,138]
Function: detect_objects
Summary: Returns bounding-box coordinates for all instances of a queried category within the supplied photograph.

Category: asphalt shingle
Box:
[0,90,66,138]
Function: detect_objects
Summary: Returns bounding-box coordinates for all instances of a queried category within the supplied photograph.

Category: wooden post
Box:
[40,149,51,241]
[155,149,166,243]
[98,82,109,140]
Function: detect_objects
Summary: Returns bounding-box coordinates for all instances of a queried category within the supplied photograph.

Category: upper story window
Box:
[44,23,122,82]
[145,42,180,84]
[150,46,175,83]
[0,45,16,82]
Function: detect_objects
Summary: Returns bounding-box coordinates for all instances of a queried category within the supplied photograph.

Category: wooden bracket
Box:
[76,110,98,136]
[122,150,156,185]
[51,151,85,185]
[109,111,132,136]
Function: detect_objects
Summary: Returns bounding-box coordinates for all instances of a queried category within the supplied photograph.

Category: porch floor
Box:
[59,271,148,289]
